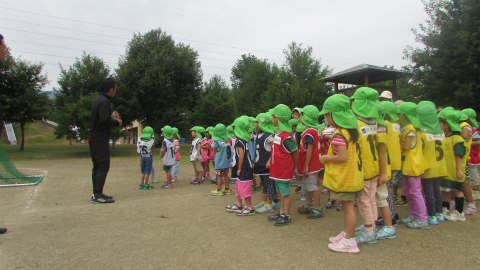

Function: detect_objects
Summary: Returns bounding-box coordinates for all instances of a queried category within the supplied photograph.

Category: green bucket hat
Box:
[233,116,251,141]
[419,105,444,134]
[247,117,256,133]
[189,126,203,138]
[459,111,469,121]
[418,101,436,109]
[161,125,173,139]
[255,112,276,134]
[319,94,358,129]
[439,109,462,132]
[299,105,320,128]
[375,101,386,127]
[206,126,215,137]
[172,127,180,139]
[461,108,478,128]
[381,101,399,122]
[397,102,420,128]
[288,118,299,127]
[269,104,293,133]
[350,87,379,118]
[140,126,154,139]
[226,124,235,139]
[212,123,228,143]
[438,106,454,117]
[292,107,306,133]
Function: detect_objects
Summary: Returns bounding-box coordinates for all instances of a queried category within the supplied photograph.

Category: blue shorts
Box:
[140,156,153,175]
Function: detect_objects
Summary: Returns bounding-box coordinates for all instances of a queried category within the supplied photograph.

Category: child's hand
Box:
[237,169,241,176]
[378,174,387,185]
[456,170,464,180]
[319,156,326,164]
[303,166,308,176]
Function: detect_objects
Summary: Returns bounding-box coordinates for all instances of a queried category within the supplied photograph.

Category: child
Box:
[322,119,339,209]
[267,104,299,226]
[211,124,233,196]
[160,126,175,189]
[438,108,467,221]
[225,116,255,216]
[171,127,181,183]
[417,102,447,225]
[459,109,478,215]
[149,134,158,184]
[373,101,396,239]
[350,87,380,244]
[202,127,215,181]
[462,109,480,201]
[252,112,278,213]
[136,126,155,190]
[397,102,429,228]
[189,126,203,184]
[319,94,363,253]
[296,105,325,219]
[289,118,304,195]
[248,120,260,191]
[227,124,236,184]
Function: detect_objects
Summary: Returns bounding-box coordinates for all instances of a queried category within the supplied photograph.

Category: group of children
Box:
[135,87,480,254]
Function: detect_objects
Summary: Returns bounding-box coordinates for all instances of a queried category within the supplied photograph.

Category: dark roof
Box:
[321,64,403,85]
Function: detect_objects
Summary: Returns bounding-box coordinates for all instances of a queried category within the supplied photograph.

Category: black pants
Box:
[90,141,110,195]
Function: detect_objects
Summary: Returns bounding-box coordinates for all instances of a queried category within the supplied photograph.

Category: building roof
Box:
[321,64,403,85]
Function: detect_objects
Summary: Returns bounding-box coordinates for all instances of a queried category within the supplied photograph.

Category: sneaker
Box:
[444,210,466,221]
[406,218,430,229]
[222,189,232,195]
[190,178,197,184]
[291,181,299,187]
[211,189,224,196]
[160,184,173,189]
[355,230,377,244]
[139,183,146,189]
[336,204,343,211]
[326,199,336,209]
[237,207,255,216]
[449,201,456,211]
[435,213,445,222]
[395,198,408,206]
[171,178,177,183]
[329,231,346,243]
[150,179,159,184]
[143,184,154,189]
[400,215,415,224]
[92,195,115,204]
[328,238,360,254]
[355,224,364,232]
[272,202,281,209]
[441,207,449,217]
[256,205,274,214]
[297,204,314,214]
[210,179,217,184]
[253,203,264,210]
[464,203,478,216]
[273,214,292,226]
[321,188,329,194]
[375,217,397,227]
[193,180,203,185]
[427,215,438,225]
[377,226,396,239]
[226,203,242,212]
[0,228,7,234]
[268,212,282,221]
[307,208,325,219]
[91,194,113,201]
[300,195,307,201]
[295,185,301,192]
[472,190,480,200]
[252,185,261,191]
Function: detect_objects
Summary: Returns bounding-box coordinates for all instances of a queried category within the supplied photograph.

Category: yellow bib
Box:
[357,119,379,180]
[401,124,428,177]
[460,122,472,161]
[323,128,364,193]
[420,132,447,179]
[377,125,392,182]
[440,134,466,190]
[385,120,402,171]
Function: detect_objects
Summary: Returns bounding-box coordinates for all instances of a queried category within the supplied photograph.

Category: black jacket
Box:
[89,94,119,143]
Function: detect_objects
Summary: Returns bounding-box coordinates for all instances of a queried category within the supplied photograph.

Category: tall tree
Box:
[53,53,119,146]
[0,50,51,150]
[404,0,480,111]
[115,28,203,135]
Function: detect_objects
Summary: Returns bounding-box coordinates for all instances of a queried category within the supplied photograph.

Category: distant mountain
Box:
[40,91,56,99]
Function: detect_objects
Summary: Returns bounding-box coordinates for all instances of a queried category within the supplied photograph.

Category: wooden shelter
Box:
[321,64,403,98]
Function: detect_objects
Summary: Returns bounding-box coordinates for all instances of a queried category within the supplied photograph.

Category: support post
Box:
[392,76,397,100]
[364,74,369,86]
[334,82,338,94]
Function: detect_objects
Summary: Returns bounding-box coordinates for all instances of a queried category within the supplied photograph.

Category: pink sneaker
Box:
[171,178,177,183]
[190,178,197,184]
[329,231,346,243]
[465,203,478,216]
[328,238,360,254]
[321,189,329,194]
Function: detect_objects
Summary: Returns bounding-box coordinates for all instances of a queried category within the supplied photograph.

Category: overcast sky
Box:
[2,0,429,91]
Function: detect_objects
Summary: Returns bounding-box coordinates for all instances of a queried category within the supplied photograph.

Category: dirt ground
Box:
[1,157,479,269]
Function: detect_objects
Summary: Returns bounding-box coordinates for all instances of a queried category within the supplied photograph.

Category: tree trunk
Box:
[20,123,25,151]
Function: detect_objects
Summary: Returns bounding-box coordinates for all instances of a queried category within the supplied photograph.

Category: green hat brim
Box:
[301,114,319,129]
[331,111,359,129]
[269,109,291,133]
[352,100,378,118]
[447,119,462,132]
[212,133,228,143]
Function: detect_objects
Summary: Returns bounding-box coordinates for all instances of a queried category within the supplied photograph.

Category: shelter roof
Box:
[321,64,403,85]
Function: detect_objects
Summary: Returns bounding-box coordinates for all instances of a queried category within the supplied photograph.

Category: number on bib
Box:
[366,134,377,161]
[435,140,444,162]
[356,143,362,172]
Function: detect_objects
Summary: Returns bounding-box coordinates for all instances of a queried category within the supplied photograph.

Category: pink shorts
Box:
[235,181,253,199]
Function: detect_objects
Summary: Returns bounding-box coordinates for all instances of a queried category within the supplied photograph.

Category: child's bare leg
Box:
[463,182,473,202]
[283,195,292,215]
[217,173,223,190]
[245,197,252,207]
[380,206,393,226]
[224,172,230,189]
[392,184,398,196]
[144,174,150,184]
[341,201,356,238]
[306,191,314,204]
[236,196,242,205]
[313,190,321,208]
[140,174,145,184]
[166,172,172,185]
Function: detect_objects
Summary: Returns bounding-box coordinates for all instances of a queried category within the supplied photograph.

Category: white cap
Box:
[379,90,392,99]
[395,100,404,106]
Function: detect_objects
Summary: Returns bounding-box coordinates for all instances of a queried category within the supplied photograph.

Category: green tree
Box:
[0,50,51,150]
[115,28,203,135]
[404,0,480,111]
[53,53,123,148]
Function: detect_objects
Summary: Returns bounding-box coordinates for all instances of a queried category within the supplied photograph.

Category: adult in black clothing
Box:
[90,78,122,203]
[0,34,8,234]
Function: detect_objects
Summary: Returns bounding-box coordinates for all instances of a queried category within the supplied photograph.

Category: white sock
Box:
[345,238,356,245]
